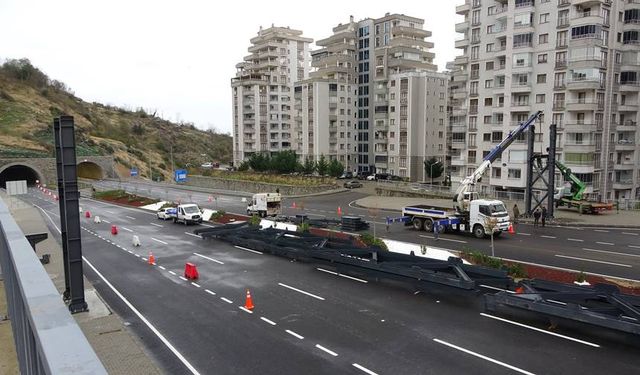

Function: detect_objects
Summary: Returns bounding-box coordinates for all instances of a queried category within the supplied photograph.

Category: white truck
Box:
[402,200,511,238]
[246,193,282,217]
[171,203,203,225]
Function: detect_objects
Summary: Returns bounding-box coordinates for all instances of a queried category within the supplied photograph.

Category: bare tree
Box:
[484,217,499,257]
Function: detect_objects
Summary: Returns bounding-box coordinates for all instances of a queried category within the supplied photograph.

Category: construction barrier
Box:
[132,235,141,247]
[85,211,91,218]
[111,225,118,235]
[93,216,101,224]
[184,262,198,280]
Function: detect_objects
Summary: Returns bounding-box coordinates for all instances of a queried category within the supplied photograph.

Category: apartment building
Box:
[292,14,444,180]
[454,0,640,200]
[231,26,312,166]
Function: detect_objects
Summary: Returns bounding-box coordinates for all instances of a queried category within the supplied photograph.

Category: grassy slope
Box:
[0,70,231,180]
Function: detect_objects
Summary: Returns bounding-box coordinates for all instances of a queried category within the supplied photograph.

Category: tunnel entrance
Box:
[0,165,42,188]
[77,161,103,180]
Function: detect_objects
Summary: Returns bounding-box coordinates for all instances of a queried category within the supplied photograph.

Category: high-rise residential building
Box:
[293,14,444,180]
[231,26,312,166]
[454,0,639,200]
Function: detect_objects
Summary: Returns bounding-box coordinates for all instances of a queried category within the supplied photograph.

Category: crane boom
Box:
[453,111,543,213]
[555,160,586,201]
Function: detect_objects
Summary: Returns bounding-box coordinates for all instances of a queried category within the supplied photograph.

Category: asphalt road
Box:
[91,180,640,282]
[22,188,640,374]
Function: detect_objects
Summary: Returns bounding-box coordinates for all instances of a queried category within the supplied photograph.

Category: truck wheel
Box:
[473,224,486,239]
[412,217,424,230]
[424,219,434,233]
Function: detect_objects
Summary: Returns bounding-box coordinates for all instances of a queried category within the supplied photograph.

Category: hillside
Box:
[0,58,232,180]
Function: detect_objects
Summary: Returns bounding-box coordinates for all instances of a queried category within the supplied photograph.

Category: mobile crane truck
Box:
[553,160,612,214]
[397,111,543,238]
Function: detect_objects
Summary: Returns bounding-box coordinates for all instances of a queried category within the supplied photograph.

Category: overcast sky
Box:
[0,0,461,133]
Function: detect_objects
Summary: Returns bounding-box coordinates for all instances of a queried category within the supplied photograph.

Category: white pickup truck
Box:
[246,193,282,217]
[171,204,203,225]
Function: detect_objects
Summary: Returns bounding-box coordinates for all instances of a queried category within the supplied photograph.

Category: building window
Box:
[508,169,522,179]
[538,54,548,63]
[536,94,545,103]
[537,74,546,84]
[539,34,548,44]
[540,13,549,24]
[492,167,502,178]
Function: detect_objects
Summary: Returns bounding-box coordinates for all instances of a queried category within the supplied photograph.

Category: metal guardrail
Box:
[0,196,106,374]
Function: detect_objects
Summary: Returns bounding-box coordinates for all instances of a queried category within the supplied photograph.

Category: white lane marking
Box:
[517,233,531,236]
[315,344,338,357]
[623,232,638,236]
[82,257,201,375]
[134,254,140,258]
[142,257,148,261]
[594,229,609,233]
[234,245,263,255]
[540,235,556,239]
[316,268,368,283]
[567,238,584,242]
[582,248,640,259]
[480,313,600,348]
[169,271,177,275]
[278,283,325,301]
[339,274,368,283]
[121,227,133,232]
[200,223,215,228]
[205,289,216,296]
[353,363,378,375]
[158,266,166,270]
[194,252,224,265]
[127,250,133,254]
[285,329,304,339]
[179,276,188,281]
[630,245,640,249]
[555,254,632,268]
[419,235,468,243]
[479,284,515,294]
[185,232,202,239]
[150,223,164,228]
[105,210,114,214]
[596,242,614,246]
[102,219,111,224]
[220,297,233,304]
[433,338,534,375]
[260,317,276,326]
[125,215,136,220]
[191,282,201,288]
[239,306,253,314]
[151,237,168,245]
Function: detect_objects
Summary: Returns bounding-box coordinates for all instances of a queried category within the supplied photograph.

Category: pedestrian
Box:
[541,206,547,227]
[533,208,541,227]
[512,204,520,224]
[433,221,439,241]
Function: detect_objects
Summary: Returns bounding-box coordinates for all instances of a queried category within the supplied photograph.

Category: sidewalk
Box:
[355,195,640,228]
[0,193,161,374]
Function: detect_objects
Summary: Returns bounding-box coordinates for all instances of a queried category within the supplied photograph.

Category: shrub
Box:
[210,210,226,221]
[508,263,528,278]
[298,222,310,233]
[576,270,587,283]
[360,233,388,251]
[249,215,261,226]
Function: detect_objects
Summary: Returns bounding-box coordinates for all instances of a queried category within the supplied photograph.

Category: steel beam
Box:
[53,118,71,301]
[525,125,535,215]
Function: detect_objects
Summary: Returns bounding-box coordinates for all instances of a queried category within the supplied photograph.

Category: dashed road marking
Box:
[567,238,584,242]
[353,364,378,375]
[169,270,176,275]
[105,210,114,214]
[517,233,531,236]
[596,242,614,246]
[121,227,133,232]
[142,257,148,261]
[151,237,168,245]
[316,268,368,283]
[239,306,253,314]
[419,235,468,243]
[594,229,609,233]
[480,313,600,347]
[260,317,276,326]
[150,223,164,228]
[285,329,304,339]
[315,344,338,357]
[158,266,166,270]
[125,215,136,220]
[185,232,202,239]
[191,282,201,288]
[127,250,133,254]
[622,232,638,236]
[103,219,111,224]
[205,289,216,296]
[234,245,263,255]
[278,283,325,301]
[179,276,188,281]
[134,254,140,258]
[194,252,224,265]
[555,254,631,268]
[540,235,556,239]
[220,297,233,304]
[433,338,534,375]
[630,245,640,249]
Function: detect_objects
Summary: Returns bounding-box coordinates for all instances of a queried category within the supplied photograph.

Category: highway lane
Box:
[84,180,640,281]
[25,189,640,374]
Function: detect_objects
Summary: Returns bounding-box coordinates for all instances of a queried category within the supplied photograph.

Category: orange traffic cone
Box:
[515,286,525,294]
[337,206,342,216]
[148,252,155,265]
[508,224,515,234]
[244,289,254,310]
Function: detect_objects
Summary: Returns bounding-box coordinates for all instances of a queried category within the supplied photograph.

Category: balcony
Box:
[619,81,640,92]
[557,17,570,28]
[616,121,638,131]
[618,102,639,112]
[563,122,602,131]
[555,60,567,69]
[511,81,532,92]
[455,39,469,48]
[567,78,604,90]
[615,139,636,150]
[455,22,469,33]
[515,0,534,8]
[613,161,635,170]
[572,13,608,27]
[456,2,470,15]
[566,99,604,111]
[613,180,634,189]
[558,0,570,6]
[553,100,565,110]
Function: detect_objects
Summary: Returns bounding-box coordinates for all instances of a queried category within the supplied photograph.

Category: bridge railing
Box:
[0,196,106,374]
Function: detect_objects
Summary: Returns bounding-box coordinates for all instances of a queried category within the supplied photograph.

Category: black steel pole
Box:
[58,116,88,313]
[547,124,557,219]
[525,125,536,216]
[53,118,71,300]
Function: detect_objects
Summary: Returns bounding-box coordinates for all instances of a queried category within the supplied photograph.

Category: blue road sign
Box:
[130,167,138,177]
[175,169,187,182]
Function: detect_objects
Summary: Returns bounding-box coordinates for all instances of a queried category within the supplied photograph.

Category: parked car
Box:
[157,207,176,220]
[343,180,363,189]
[355,171,369,180]
[389,175,403,181]
[375,173,390,181]
[338,171,354,179]
[366,174,376,181]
